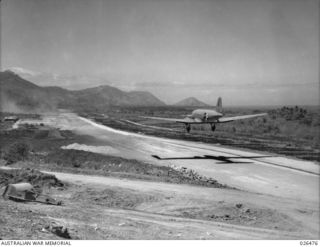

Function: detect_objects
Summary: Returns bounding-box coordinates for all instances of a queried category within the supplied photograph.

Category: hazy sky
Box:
[1,0,319,105]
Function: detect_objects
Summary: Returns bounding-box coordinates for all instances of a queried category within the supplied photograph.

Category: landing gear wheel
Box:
[211,124,216,132]
[186,124,191,133]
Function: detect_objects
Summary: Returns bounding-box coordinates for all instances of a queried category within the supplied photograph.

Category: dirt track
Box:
[38,170,318,239]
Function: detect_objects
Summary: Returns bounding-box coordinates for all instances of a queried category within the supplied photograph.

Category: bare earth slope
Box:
[43,170,320,239]
[1,167,317,239]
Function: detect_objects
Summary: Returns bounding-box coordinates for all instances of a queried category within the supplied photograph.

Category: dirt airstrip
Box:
[0,113,319,239]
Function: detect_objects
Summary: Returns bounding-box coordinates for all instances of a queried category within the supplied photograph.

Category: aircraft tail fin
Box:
[216,97,222,113]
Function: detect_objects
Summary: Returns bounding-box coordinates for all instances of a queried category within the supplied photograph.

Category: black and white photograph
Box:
[0,0,319,242]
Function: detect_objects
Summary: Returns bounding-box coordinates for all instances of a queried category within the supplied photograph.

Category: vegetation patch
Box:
[170,204,302,232]
[72,187,161,209]
[3,142,31,165]
[83,105,320,162]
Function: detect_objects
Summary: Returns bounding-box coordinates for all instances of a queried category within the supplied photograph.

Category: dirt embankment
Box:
[0,168,64,193]
[0,167,69,240]
[1,171,310,240]
[35,149,233,189]
[69,184,302,232]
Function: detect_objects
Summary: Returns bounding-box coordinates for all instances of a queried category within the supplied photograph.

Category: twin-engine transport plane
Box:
[142,97,267,133]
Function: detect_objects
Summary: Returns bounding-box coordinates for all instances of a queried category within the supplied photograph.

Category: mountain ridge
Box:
[0,70,165,112]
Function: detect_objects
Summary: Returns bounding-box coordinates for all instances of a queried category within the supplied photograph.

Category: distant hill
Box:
[174,97,209,107]
[0,71,165,112]
[7,66,113,90]
[0,71,62,112]
[72,85,165,109]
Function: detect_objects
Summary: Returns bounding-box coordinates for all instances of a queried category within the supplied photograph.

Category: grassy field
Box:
[78,105,320,162]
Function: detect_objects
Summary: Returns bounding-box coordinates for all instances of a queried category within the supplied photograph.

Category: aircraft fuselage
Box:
[189,109,223,122]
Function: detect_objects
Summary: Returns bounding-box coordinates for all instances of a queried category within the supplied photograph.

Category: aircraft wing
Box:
[141,116,201,123]
[218,113,267,123]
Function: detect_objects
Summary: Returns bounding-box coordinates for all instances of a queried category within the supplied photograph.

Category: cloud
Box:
[132,81,318,90]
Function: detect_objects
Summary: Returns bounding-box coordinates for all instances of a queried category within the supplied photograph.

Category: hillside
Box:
[0,71,165,112]
[174,97,209,107]
[0,71,65,112]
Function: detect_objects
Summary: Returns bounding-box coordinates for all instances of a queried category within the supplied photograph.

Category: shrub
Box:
[3,142,31,165]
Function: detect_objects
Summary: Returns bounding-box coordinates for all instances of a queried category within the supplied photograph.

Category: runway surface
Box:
[18,112,319,202]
